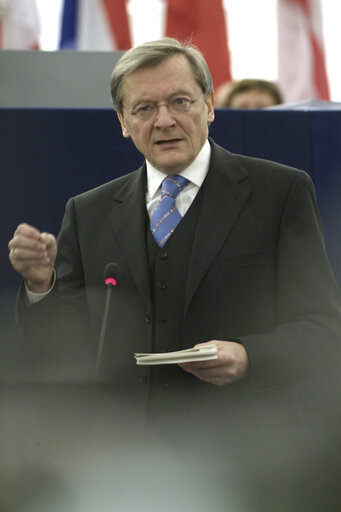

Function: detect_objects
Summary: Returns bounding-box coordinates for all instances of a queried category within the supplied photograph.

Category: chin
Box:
[158,159,190,175]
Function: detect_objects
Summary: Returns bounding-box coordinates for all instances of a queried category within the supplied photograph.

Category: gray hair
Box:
[110,37,214,113]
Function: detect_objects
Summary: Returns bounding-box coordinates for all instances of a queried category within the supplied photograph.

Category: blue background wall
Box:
[1,108,341,350]
[2,107,340,287]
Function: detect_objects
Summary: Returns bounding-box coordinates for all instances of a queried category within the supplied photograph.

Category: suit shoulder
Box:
[211,141,311,185]
[72,167,143,206]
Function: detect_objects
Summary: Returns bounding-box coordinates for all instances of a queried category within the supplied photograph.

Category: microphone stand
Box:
[94,279,115,378]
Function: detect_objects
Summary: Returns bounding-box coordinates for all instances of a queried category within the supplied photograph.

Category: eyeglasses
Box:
[130,96,197,121]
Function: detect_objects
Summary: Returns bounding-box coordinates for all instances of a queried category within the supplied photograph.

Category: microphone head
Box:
[104,262,121,287]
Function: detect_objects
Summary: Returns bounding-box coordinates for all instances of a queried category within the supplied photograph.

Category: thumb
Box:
[40,233,57,262]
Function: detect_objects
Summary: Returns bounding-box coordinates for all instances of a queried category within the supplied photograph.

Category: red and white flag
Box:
[277,0,329,102]
[59,0,131,50]
[165,0,232,90]
[0,0,40,49]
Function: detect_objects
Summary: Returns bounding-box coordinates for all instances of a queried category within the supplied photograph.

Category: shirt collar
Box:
[146,139,211,200]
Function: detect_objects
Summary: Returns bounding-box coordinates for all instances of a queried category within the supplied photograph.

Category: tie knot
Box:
[161,175,188,199]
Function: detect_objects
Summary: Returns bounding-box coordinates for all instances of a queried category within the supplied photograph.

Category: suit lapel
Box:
[185,142,252,312]
[106,166,152,308]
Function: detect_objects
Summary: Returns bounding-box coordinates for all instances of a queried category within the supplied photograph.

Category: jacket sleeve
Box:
[241,171,341,391]
[15,198,93,382]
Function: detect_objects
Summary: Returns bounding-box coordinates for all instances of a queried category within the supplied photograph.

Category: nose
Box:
[154,104,176,128]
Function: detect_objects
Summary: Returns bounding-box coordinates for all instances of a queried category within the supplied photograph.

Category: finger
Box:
[180,357,225,371]
[184,363,221,376]
[9,247,50,267]
[9,223,44,253]
[10,241,49,258]
[9,235,47,254]
[9,224,46,249]
[40,233,57,255]
[40,232,55,245]
[14,223,42,240]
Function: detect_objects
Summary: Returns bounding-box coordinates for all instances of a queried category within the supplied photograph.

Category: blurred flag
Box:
[59,0,131,50]
[277,0,330,102]
[0,0,40,49]
[165,0,232,89]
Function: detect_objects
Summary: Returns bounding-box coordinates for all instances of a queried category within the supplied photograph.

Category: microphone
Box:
[104,262,121,287]
[95,263,121,377]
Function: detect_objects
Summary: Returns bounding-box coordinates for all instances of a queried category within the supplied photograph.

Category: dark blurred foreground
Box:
[1,289,340,511]
[1,379,340,512]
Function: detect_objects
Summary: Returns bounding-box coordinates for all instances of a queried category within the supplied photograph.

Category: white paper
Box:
[134,346,218,365]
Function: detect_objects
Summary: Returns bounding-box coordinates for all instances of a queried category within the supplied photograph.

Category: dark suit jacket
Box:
[14,137,341,512]
[17,139,341,401]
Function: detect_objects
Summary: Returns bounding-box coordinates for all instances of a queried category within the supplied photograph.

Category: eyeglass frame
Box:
[128,95,201,121]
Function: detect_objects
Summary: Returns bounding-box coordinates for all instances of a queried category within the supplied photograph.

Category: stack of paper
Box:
[134,346,218,365]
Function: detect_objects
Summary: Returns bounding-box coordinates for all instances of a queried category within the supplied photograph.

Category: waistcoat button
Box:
[158,313,167,323]
[159,251,168,260]
[157,281,167,290]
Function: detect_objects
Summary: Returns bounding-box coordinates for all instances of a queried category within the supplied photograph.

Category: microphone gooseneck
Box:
[95,263,121,378]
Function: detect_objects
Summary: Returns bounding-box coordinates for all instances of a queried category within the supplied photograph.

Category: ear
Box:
[117,111,130,138]
[206,92,215,124]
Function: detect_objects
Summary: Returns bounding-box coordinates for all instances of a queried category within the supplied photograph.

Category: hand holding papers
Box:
[135,345,218,365]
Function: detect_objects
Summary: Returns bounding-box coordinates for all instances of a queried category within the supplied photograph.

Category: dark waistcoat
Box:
[146,186,204,354]
[145,186,206,408]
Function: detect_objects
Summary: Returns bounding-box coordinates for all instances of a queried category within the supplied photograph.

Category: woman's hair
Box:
[223,78,283,108]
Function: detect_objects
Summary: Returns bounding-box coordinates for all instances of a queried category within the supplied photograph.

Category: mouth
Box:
[155,138,181,146]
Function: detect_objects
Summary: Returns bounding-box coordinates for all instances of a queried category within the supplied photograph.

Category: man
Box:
[8,38,340,408]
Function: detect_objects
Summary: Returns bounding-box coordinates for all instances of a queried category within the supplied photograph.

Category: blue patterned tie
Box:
[150,175,188,247]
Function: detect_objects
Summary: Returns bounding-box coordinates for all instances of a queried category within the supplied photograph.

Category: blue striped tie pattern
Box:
[151,175,188,247]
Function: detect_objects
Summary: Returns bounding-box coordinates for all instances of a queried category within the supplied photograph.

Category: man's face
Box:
[117,55,215,175]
